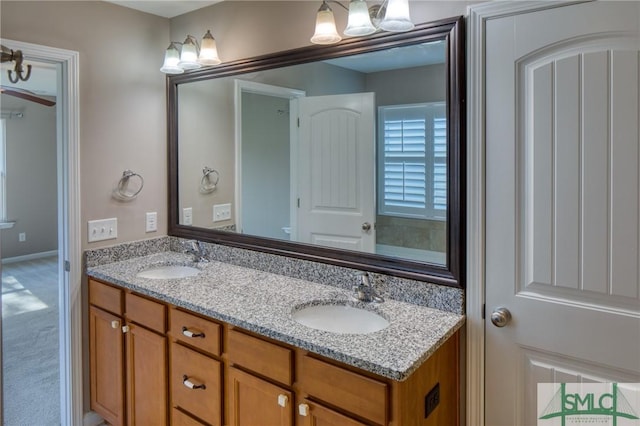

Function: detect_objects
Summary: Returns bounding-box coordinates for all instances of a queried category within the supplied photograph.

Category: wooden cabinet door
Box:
[228,367,293,426]
[297,399,368,426]
[126,324,168,426]
[89,306,125,426]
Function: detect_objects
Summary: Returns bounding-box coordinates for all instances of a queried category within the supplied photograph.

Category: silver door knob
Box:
[362,222,372,231]
[490,307,511,327]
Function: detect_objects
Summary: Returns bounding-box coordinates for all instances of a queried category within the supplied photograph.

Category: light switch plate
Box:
[183,207,193,226]
[145,212,157,233]
[213,203,231,222]
[88,218,118,242]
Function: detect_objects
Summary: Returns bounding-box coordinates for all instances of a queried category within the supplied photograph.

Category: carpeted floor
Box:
[2,256,60,426]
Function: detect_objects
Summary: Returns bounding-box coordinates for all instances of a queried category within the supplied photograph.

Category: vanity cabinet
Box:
[88,277,460,426]
[88,279,169,426]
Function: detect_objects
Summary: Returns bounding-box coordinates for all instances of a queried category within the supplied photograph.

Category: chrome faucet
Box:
[184,240,208,263]
[353,272,384,303]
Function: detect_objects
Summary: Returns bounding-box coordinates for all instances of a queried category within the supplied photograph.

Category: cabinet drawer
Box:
[227,329,293,386]
[125,292,166,333]
[298,355,388,425]
[172,408,207,426]
[169,308,221,356]
[171,343,222,426]
[89,279,123,315]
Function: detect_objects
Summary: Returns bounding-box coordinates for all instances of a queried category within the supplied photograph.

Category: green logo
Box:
[539,383,640,426]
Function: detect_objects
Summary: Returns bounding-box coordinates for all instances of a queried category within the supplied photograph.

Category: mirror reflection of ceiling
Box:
[324,40,445,73]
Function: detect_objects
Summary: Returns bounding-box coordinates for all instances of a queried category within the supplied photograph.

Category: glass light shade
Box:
[378,0,414,32]
[198,30,221,66]
[178,36,201,70]
[344,0,376,37]
[310,2,342,45]
[160,43,184,74]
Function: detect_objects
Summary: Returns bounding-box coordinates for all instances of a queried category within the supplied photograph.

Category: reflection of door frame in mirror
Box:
[233,80,306,236]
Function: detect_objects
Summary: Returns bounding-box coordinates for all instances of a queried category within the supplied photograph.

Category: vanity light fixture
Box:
[310,0,414,45]
[160,30,221,74]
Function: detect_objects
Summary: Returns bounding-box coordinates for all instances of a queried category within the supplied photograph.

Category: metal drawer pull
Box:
[182,326,205,338]
[182,375,206,390]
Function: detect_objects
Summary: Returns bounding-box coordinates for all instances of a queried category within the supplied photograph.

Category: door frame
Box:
[2,39,82,425]
[233,80,305,233]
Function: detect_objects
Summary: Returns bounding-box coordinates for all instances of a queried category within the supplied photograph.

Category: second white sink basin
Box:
[292,303,390,334]
[136,265,201,280]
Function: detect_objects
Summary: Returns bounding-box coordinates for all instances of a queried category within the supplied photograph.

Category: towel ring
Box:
[113,169,144,201]
[200,167,219,194]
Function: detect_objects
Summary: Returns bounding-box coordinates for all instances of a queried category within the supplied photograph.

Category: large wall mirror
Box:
[168,16,465,288]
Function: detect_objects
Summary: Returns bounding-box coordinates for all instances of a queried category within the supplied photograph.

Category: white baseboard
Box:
[1,250,58,264]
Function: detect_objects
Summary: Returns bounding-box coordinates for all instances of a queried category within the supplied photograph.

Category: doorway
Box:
[1,57,60,424]
[0,40,81,425]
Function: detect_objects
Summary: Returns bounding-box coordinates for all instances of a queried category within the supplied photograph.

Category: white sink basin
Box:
[292,303,390,334]
[136,265,201,280]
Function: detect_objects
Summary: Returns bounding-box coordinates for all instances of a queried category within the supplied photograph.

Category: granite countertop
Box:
[87,251,464,381]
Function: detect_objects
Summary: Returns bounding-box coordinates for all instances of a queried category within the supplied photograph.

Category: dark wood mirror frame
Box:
[167,16,465,288]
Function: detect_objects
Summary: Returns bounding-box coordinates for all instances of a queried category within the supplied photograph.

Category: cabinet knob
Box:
[277,394,288,407]
[298,403,309,417]
[182,375,206,390]
[111,320,119,329]
[121,325,130,334]
[182,326,205,338]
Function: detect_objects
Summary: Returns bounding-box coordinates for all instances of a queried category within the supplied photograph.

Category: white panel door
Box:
[296,93,375,252]
[485,2,640,425]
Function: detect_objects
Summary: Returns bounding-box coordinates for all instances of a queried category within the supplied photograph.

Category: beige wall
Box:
[1,95,58,258]
[1,1,170,250]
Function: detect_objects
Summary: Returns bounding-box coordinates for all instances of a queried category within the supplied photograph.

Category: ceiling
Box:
[104,1,221,18]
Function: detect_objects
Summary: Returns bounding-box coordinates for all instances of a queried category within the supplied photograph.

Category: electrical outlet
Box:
[145,212,157,233]
[213,203,231,222]
[183,207,193,226]
[18,232,26,242]
[424,382,440,419]
[88,218,118,243]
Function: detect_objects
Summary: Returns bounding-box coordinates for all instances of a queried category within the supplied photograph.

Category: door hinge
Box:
[64,260,70,272]
[297,117,300,127]
[297,198,300,208]
[481,303,486,320]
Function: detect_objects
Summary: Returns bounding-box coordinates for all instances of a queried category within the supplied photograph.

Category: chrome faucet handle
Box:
[196,241,209,262]
[182,240,208,263]
[352,271,383,303]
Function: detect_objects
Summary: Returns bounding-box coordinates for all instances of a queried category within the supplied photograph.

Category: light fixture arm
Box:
[323,0,349,12]
[1,44,32,83]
